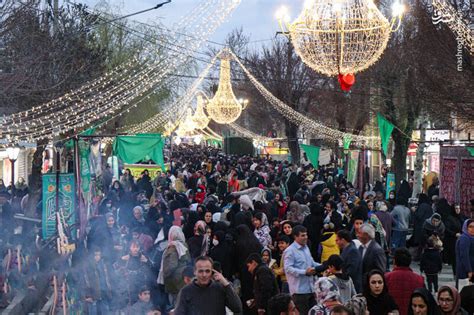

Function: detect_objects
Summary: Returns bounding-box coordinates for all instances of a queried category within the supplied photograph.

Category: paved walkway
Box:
[409,261,456,289]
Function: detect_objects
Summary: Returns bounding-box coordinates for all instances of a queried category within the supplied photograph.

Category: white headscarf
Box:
[157,226,188,284]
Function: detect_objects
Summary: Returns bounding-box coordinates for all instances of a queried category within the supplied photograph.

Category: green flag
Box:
[343,135,352,150]
[113,134,165,170]
[78,139,91,194]
[467,147,474,157]
[377,113,395,156]
[300,144,320,168]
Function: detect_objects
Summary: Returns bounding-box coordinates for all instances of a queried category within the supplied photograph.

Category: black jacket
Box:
[252,264,279,311]
[361,240,387,275]
[420,248,443,275]
[340,241,363,293]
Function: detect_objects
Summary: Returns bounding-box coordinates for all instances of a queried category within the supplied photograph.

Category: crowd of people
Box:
[0,144,473,314]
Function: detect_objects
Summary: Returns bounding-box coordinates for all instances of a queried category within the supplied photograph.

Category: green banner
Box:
[113,134,165,169]
[386,172,396,199]
[467,147,474,157]
[42,174,76,239]
[300,144,320,168]
[347,150,359,184]
[377,113,395,156]
[343,135,352,150]
[79,140,91,194]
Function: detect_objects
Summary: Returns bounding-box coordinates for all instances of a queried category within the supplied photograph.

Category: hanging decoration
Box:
[230,50,380,149]
[376,113,395,156]
[1,0,242,144]
[192,93,211,130]
[277,0,405,91]
[206,49,243,124]
[300,144,321,168]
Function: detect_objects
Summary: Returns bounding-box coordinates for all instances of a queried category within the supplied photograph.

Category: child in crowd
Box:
[420,236,443,293]
[272,235,290,293]
[326,255,356,304]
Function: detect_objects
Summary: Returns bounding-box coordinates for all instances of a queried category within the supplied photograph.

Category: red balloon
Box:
[343,73,355,86]
[338,73,356,91]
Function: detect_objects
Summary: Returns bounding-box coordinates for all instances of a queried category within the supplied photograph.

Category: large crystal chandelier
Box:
[192,93,211,130]
[277,0,405,90]
[206,50,243,124]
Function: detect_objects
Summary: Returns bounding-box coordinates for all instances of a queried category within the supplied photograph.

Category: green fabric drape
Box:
[113,134,165,169]
[78,139,91,194]
[65,127,96,149]
[300,144,320,168]
[377,113,395,156]
[467,147,474,157]
[343,135,352,150]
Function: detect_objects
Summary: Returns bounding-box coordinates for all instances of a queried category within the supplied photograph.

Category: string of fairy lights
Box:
[431,0,473,54]
[122,46,380,150]
[228,51,380,148]
[228,123,284,142]
[1,0,241,144]
[124,51,223,134]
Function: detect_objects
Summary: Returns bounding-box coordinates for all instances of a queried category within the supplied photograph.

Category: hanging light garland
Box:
[228,123,284,142]
[431,0,473,54]
[124,51,222,134]
[229,50,380,149]
[276,0,405,91]
[192,93,211,130]
[206,49,244,124]
[1,0,242,144]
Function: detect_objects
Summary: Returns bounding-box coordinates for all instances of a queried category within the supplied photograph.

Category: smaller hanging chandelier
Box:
[276,0,405,91]
[206,49,243,124]
[192,93,211,130]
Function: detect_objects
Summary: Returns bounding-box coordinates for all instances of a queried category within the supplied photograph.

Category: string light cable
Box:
[1,0,242,143]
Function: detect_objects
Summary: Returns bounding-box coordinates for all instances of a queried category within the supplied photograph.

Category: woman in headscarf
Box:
[14,177,28,199]
[304,201,325,260]
[363,270,399,315]
[253,212,272,248]
[261,247,277,269]
[158,226,191,305]
[120,168,135,193]
[437,285,468,315]
[209,230,234,280]
[287,201,304,224]
[408,287,441,315]
[422,213,446,246]
[278,220,294,242]
[129,206,146,232]
[186,220,210,259]
[308,277,343,315]
[413,194,433,247]
[441,201,464,275]
[455,219,474,291]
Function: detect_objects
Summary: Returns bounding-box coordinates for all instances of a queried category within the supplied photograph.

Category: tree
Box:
[370,0,473,188]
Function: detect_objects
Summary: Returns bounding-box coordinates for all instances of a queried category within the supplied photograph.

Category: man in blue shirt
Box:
[284,225,322,315]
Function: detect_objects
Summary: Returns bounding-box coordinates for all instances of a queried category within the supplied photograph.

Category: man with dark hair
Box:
[284,225,322,315]
[246,253,279,314]
[268,293,298,315]
[174,256,242,315]
[335,230,362,293]
[385,248,424,315]
[129,286,157,314]
[326,255,356,304]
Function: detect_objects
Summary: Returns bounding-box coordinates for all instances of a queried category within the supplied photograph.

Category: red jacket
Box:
[385,267,424,315]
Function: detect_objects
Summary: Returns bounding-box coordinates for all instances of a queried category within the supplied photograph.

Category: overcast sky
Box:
[81,0,305,46]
